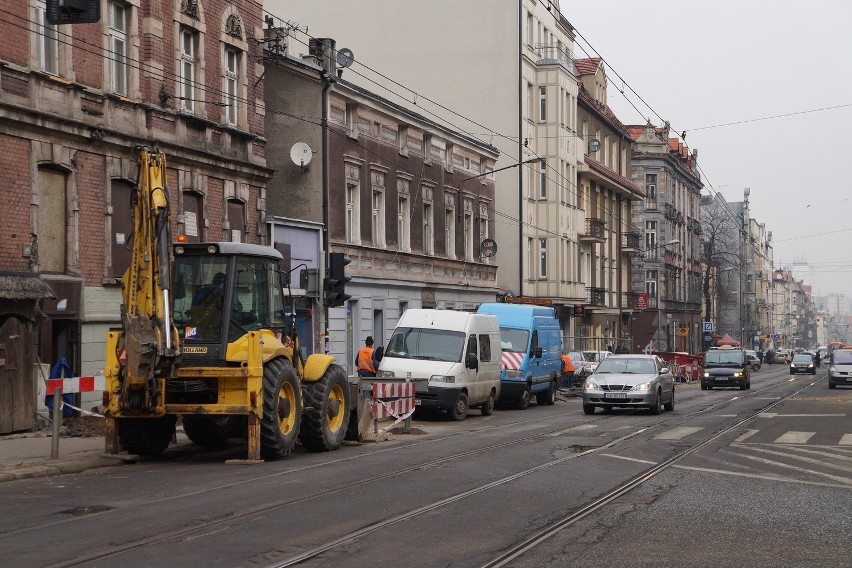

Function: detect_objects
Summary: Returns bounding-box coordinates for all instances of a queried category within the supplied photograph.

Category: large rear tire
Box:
[261,359,302,460]
[182,415,237,448]
[118,415,176,456]
[450,392,469,421]
[516,388,531,410]
[480,390,495,416]
[299,364,351,452]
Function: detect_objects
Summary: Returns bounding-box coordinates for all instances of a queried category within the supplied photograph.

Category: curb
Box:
[0,456,123,483]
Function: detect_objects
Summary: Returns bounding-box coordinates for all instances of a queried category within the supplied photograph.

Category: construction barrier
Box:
[370,381,416,434]
[46,375,106,396]
[655,352,703,383]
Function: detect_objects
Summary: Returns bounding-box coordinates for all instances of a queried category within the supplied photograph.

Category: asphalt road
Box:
[1,363,849,568]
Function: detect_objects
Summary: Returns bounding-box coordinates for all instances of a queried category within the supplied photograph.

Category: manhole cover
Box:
[570,445,600,453]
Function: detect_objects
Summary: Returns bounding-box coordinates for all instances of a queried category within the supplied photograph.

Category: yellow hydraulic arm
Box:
[118,149,180,412]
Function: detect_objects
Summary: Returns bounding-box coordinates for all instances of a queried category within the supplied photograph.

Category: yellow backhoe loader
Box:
[104,148,350,460]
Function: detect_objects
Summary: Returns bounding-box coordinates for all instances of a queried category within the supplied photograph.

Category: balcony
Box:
[587,287,606,307]
[622,230,642,252]
[579,218,606,243]
[624,291,646,309]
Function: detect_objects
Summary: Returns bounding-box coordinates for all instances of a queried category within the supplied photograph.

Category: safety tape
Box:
[59,400,105,418]
[373,398,416,434]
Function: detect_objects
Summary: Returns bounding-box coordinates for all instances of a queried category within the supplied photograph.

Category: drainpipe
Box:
[321,69,334,350]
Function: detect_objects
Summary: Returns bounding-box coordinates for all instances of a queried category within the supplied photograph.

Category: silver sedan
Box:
[582,354,675,415]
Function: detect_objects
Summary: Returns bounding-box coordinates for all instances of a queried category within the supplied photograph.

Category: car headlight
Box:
[790,364,795,368]
[431,375,455,383]
[703,372,710,378]
[632,382,652,392]
[733,372,743,377]
[378,370,395,378]
[505,369,523,378]
[584,381,599,391]
[808,364,813,368]
[829,367,838,375]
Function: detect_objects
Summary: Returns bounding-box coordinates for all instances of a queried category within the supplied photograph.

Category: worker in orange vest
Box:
[561,352,576,389]
[356,336,377,377]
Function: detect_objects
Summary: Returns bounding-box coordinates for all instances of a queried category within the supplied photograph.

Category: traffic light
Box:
[324,252,352,307]
[46,0,101,24]
[573,305,585,317]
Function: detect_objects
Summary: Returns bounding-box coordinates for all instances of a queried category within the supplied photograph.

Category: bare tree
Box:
[700,194,742,335]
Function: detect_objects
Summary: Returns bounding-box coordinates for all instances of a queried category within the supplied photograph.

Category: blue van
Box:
[476,303,563,408]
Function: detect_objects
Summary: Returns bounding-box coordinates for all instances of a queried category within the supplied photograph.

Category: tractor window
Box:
[173,255,230,342]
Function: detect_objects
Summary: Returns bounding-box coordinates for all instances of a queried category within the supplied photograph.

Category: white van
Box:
[377,309,502,420]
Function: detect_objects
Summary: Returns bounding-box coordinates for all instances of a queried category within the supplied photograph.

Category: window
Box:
[35,0,59,75]
[180,28,198,112]
[371,171,385,247]
[645,173,657,201]
[479,203,490,253]
[539,159,547,199]
[108,2,128,95]
[224,47,239,125]
[227,200,245,243]
[422,133,433,163]
[37,168,66,273]
[538,238,547,278]
[479,334,492,362]
[345,163,360,244]
[527,82,534,119]
[539,86,547,121]
[398,125,408,156]
[646,270,658,298]
[111,180,133,278]
[645,220,657,259]
[423,202,434,255]
[182,191,204,243]
[467,335,478,360]
[445,206,455,259]
[398,195,410,252]
[464,208,474,261]
[345,102,358,138]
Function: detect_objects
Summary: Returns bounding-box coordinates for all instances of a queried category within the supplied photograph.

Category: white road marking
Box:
[734,429,759,442]
[774,431,816,444]
[673,464,852,489]
[840,434,852,446]
[600,453,657,465]
[757,413,778,418]
[725,450,852,484]
[654,427,703,441]
[736,445,852,474]
[772,414,846,418]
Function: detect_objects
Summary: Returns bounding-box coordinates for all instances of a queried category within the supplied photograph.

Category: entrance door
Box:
[0,317,34,433]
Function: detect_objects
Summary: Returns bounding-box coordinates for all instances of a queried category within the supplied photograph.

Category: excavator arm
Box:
[118,148,180,412]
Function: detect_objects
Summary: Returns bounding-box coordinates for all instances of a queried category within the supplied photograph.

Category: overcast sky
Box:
[564,0,851,297]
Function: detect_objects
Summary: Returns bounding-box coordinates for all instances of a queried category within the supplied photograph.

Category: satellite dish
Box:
[290,142,313,167]
[336,47,355,68]
[588,138,600,153]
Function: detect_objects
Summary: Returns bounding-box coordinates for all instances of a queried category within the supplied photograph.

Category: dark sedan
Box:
[790,353,816,375]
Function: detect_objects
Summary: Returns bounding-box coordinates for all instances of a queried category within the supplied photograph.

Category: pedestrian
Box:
[356,336,377,377]
[561,352,575,389]
[815,350,821,368]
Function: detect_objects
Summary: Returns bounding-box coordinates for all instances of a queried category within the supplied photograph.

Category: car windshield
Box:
[567,351,584,362]
[594,358,656,374]
[704,350,742,364]
[833,350,852,364]
[583,351,605,362]
[499,328,529,354]
[792,355,812,363]
[384,327,465,362]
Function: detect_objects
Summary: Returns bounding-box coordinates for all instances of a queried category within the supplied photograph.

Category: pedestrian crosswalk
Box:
[649,425,852,447]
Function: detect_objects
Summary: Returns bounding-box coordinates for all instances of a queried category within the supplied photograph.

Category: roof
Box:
[583,156,644,198]
[0,273,56,300]
[574,57,601,76]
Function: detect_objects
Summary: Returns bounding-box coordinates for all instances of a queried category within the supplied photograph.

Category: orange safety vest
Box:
[561,354,575,373]
[356,346,376,374]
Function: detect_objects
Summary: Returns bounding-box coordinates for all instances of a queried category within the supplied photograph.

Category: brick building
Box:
[0,0,271,420]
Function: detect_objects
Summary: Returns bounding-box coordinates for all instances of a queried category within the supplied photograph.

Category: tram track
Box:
[18,370,813,567]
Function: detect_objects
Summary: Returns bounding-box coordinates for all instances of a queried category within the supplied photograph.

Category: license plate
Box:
[415,399,422,405]
[716,377,728,380]
[605,393,627,399]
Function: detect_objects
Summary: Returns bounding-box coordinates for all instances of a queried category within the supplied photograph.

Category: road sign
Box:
[702,321,714,333]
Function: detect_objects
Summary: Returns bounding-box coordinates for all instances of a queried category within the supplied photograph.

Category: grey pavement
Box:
[0,430,118,483]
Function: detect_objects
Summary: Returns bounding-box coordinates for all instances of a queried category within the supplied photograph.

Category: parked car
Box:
[774,349,792,364]
[582,354,675,415]
[789,353,816,375]
[828,348,852,389]
[568,351,592,378]
[745,349,762,371]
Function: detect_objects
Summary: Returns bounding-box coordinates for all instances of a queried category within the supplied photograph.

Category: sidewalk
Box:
[0,429,118,483]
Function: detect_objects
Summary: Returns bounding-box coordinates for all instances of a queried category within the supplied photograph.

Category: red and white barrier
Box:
[500,352,524,370]
[46,375,106,396]
[369,381,416,434]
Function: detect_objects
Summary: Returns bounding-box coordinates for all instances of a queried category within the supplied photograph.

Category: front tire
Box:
[828,382,836,389]
[516,388,531,410]
[118,415,176,456]
[664,388,675,411]
[650,390,662,415]
[182,415,237,447]
[261,358,302,460]
[480,391,495,416]
[536,380,556,406]
[450,392,468,421]
[299,364,351,452]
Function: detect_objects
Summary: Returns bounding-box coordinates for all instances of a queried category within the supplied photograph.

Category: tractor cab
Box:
[171,242,288,361]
